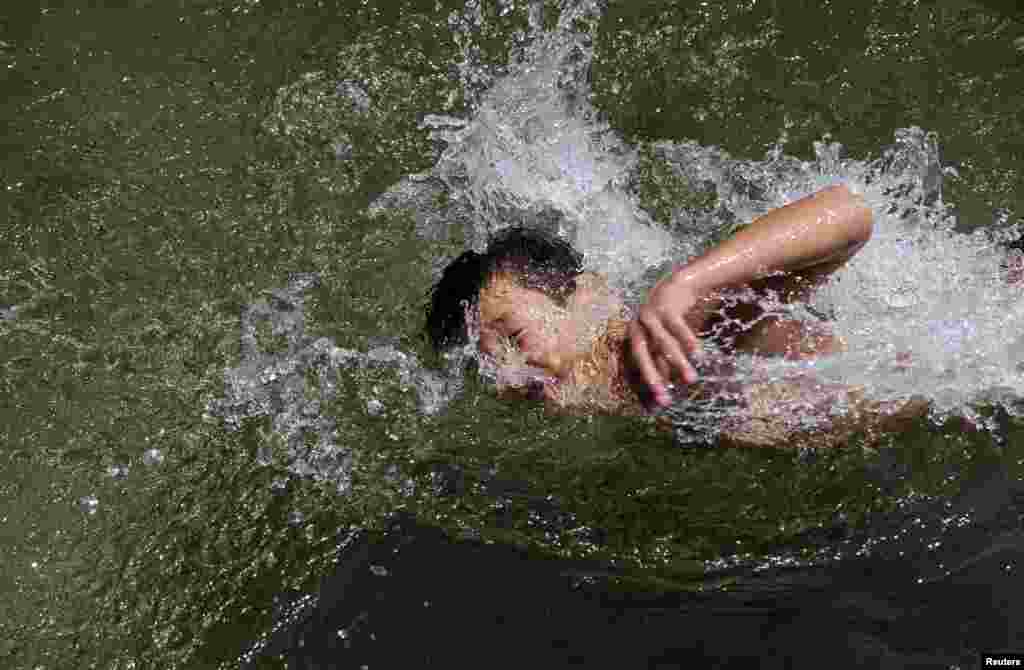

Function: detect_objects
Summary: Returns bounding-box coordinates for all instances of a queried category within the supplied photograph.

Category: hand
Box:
[628,273,704,407]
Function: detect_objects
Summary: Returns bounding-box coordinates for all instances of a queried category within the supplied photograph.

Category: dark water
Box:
[2,1,1024,668]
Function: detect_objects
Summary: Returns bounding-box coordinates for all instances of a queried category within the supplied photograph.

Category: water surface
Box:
[2,1,1023,667]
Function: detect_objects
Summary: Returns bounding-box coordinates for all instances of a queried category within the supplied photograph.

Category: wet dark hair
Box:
[425,226,584,352]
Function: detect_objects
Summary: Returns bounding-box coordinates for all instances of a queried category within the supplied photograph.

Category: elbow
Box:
[828,184,873,246]
[852,194,874,247]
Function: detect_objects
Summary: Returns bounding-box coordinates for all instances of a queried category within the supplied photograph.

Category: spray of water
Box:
[213,0,1022,488]
[647,129,1024,443]
[204,273,461,493]
[390,3,1024,445]
[417,0,681,286]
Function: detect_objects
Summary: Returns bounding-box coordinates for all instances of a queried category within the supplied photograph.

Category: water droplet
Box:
[256,444,274,467]
[369,565,389,577]
[333,140,353,160]
[142,448,164,466]
[78,495,99,515]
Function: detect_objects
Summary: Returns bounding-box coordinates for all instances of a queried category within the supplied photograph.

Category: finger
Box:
[661,314,703,383]
[638,312,699,385]
[655,355,672,384]
[663,313,702,358]
[628,322,669,405]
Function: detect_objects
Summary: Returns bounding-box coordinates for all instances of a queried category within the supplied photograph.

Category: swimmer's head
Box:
[425,226,637,410]
[425,226,584,354]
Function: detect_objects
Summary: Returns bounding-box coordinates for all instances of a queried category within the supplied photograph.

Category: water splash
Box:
[222,0,1022,473]
[204,274,464,493]
[198,7,1024,663]
[372,1,1022,443]
[633,127,1019,440]
[384,0,679,287]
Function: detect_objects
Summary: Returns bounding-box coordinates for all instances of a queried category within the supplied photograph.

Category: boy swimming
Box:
[425,185,931,448]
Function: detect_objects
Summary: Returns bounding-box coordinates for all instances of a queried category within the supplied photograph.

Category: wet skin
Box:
[478,186,874,407]
[476,272,625,401]
[476,269,849,408]
[476,274,938,450]
[474,185,1024,438]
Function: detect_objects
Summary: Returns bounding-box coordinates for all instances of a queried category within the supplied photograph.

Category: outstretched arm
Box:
[630,184,873,407]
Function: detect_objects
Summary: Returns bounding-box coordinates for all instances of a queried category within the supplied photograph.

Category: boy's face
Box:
[476,272,621,383]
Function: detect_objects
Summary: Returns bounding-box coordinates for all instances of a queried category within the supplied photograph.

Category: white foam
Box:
[426,0,678,287]
[375,2,1023,437]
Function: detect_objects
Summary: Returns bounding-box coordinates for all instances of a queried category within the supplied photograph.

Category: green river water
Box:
[2,1,1023,667]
